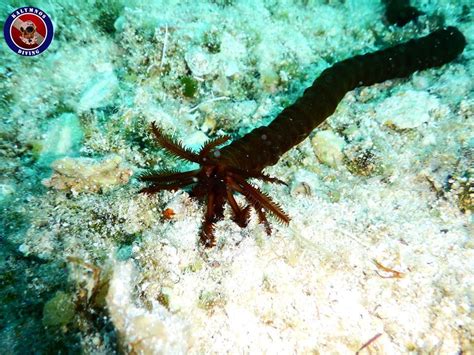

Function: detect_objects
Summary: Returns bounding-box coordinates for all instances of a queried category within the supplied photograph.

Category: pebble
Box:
[78,69,118,112]
[311,130,346,168]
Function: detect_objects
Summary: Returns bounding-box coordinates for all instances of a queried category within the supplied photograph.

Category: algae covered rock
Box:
[42,155,132,194]
[77,68,118,112]
[42,291,76,327]
[106,262,190,353]
[37,113,83,166]
[185,47,216,77]
[375,90,441,129]
[344,145,381,176]
[0,183,15,203]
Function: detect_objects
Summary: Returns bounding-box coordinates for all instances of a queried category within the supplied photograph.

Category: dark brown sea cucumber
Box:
[140,27,466,247]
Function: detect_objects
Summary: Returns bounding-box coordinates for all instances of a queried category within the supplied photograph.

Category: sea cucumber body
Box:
[218,27,466,172]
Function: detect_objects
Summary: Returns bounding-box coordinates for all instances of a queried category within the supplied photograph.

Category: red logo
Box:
[4,7,54,56]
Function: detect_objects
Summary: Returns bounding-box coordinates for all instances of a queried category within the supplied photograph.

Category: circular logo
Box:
[3,7,54,56]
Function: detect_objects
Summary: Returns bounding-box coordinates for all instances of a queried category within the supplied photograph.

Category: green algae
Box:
[198,290,227,313]
[203,29,221,54]
[180,76,199,98]
[42,291,76,327]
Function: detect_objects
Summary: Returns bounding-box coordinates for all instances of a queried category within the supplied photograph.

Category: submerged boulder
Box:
[37,112,83,167]
[42,155,132,194]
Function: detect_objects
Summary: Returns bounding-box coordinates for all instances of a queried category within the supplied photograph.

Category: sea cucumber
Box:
[140,27,466,247]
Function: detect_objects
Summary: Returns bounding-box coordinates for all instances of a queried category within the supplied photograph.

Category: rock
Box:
[38,113,83,166]
[0,183,15,202]
[215,32,246,78]
[42,291,76,327]
[234,100,258,118]
[375,90,440,129]
[183,131,208,151]
[311,130,346,168]
[260,68,280,93]
[185,48,216,77]
[116,245,133,261]
[42,155,132,194]
[78,68,118,112]
[106,262,190,353]
[113,16,126,33]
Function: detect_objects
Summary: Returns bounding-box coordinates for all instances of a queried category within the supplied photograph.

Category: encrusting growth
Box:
[140,27,466,247]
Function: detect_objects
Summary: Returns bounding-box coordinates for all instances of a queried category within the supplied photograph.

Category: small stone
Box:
[375,90,440,129]
[290,169,320,196]
[260,68,279,93]
[18,243,29,255]
[311,130,346,168]
[223,60,240,77]
[219,32,246,77]
[116,245,133,261]
[38,113,83,166]
[234,100,258,117]
[78,69,118,112]
[185,48,216,77]
[0,183,15,202]
[113,16,126,33]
